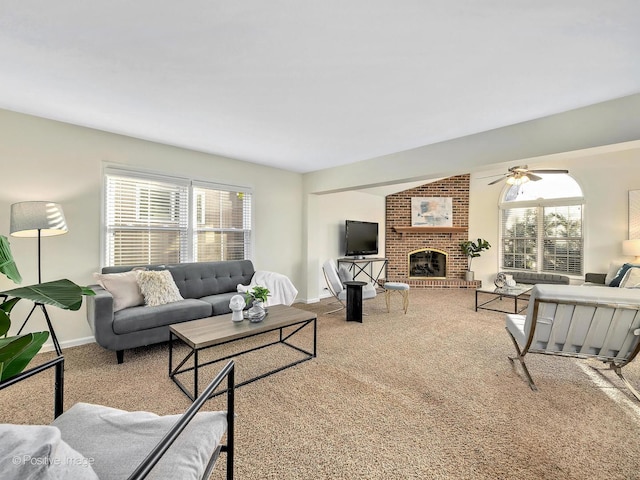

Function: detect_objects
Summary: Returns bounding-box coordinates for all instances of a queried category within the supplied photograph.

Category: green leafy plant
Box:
[460,238,491,271]
[0,235,94,381]
[245,285,270,305]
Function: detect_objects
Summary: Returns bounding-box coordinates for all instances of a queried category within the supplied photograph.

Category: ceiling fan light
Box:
[506,175,530,186]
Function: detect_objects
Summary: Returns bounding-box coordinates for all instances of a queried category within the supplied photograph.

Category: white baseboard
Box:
[40,336,96,353]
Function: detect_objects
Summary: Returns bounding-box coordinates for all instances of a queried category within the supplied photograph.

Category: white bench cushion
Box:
[52,402,227,480]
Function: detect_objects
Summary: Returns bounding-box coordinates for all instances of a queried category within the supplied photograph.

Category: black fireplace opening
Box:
[409,249,447,278]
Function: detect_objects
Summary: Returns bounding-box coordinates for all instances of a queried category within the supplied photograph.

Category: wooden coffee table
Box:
[169,304,317,400]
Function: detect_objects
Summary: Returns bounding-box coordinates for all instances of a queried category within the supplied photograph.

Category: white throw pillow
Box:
[619,267,640,288]
[52,403,227,480]
[136,270,184,306]
[605,262,623,285]
[0,424,98,480]
[93,271,144,312]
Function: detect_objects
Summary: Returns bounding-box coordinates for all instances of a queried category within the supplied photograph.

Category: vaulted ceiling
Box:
[1,1,639,173]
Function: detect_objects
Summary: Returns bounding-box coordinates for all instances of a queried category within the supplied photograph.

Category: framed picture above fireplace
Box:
[411,197,452,227]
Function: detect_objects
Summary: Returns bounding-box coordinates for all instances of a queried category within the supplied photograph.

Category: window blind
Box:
[105,173,189,266]
[103,169,253,267]
[193,185,252,261]
[500,206,538,270]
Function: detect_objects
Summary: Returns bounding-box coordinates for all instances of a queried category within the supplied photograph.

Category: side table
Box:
[344,281,367,323]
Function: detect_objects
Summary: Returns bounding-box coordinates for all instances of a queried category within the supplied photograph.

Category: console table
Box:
[337,257,388,288]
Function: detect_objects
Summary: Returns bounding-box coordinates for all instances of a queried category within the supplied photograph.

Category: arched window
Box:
[499,173,584,276]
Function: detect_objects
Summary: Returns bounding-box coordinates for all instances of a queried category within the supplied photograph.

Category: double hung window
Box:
[104,168,252,266]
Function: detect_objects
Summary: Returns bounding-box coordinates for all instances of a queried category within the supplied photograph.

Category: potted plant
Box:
[244,285,270,322]
[0,235,94,381]
[460,238,491,281]
[245,285,270,307]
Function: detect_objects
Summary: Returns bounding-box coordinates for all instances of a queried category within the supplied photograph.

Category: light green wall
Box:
[0,109,303,348]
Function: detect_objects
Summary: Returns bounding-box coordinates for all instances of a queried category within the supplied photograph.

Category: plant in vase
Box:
[244,285,270,322]
[460,238,491,282]
[0,235,94,381]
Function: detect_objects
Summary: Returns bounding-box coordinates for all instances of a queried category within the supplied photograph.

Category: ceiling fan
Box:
[485,165,569,186]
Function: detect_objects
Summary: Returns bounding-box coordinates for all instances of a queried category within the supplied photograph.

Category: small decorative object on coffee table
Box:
[229,294,246,322]
[244,285,270,322]
[494,273,506,288]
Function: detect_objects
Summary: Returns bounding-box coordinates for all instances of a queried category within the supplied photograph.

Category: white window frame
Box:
[102,166,253,267]
[499,190,585,277]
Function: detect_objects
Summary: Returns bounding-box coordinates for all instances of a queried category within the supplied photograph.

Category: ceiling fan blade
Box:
[528,169,569,174]
[488,176,506,185]
[527,173,543,181]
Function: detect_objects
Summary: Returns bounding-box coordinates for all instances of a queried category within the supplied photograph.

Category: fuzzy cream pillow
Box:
[136,270,184,306]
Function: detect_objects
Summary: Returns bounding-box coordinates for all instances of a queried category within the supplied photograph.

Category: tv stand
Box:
[337,257,388,288]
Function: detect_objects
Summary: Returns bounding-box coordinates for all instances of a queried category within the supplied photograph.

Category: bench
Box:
[1,360,235,480]
[500,271,570,285]
[505,284,640,400]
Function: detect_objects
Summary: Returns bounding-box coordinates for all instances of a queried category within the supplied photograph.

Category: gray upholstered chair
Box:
[322,259,377,314]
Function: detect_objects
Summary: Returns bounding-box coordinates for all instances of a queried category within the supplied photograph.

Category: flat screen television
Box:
[345,220,378,258]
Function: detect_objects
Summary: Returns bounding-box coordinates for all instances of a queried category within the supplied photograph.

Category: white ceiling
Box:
[1,1,639,174]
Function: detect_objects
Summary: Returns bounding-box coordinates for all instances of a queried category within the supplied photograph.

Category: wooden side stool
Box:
[384,282,410,314]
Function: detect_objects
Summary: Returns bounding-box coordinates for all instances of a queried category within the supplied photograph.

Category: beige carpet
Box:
[3,289,640,479]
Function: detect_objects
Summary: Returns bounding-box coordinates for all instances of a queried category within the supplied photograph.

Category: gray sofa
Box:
[87,260,255,363]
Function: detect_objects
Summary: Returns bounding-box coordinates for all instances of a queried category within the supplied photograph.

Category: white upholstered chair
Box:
[506,284,640,400]
[322,259,377,314]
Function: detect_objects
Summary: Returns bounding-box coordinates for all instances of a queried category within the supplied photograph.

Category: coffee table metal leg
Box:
[194,349,199,399]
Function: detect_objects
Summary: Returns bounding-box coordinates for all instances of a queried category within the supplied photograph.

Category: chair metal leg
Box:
[505,327,538,391]
[611,365,640,402]
[325,299,345,315]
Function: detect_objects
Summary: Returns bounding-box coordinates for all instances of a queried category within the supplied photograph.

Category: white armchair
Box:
[506,284,640,400]
[322,259,377,314]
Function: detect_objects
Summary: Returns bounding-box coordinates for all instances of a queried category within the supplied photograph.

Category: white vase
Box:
[465,271,475,281]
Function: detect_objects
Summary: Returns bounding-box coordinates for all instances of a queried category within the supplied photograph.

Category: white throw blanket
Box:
[237,270,298,306]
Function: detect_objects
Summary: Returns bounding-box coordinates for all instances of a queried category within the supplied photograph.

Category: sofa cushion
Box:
[93,271,144,312]
[168,260,255,299]
[52,402,227,480]
[112,299,212,334]
[137,270,184,306]
[200,291,244,315]
[0,424,99,480]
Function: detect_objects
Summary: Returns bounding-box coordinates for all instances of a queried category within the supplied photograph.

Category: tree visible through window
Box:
[104,169,252,266]
[500,174,584,276]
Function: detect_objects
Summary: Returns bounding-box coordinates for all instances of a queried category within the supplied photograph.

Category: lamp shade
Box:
[622,239,640,257]
[10,201,68,237]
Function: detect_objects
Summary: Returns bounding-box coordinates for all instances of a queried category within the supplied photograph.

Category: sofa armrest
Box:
[584,272,606,285]
[85,284,116,347]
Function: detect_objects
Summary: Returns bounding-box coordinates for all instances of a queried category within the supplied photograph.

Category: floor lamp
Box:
[10,201,68,356]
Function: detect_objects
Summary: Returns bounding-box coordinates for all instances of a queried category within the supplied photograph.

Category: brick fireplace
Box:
[385,174,479,289]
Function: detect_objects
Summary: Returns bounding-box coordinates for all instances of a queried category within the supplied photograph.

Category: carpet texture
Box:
[3,289,640,479]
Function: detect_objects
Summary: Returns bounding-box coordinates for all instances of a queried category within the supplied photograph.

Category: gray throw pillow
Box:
[337,266,353,284]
